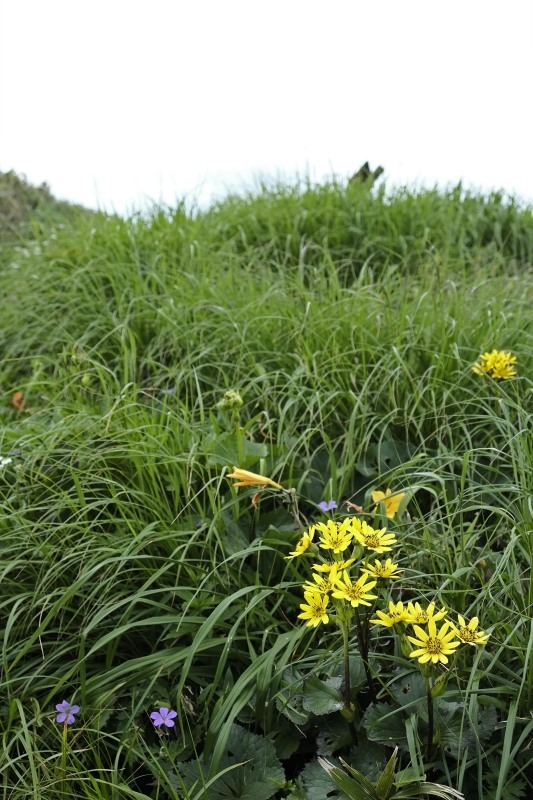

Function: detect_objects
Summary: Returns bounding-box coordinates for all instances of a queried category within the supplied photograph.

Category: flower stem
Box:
[340,619,359,743]
[354,609,376,701]
[283,488,308,529]
[60,721,68,798]
[425,676,434,761]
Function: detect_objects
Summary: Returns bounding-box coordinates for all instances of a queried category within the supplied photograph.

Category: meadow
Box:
[0,176,532,799]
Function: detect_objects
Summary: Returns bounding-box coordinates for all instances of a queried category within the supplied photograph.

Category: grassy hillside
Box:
[0,177,532,800]
[0,170,95,241]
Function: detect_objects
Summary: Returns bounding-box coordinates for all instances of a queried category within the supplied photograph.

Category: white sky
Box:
[1,0,532,215]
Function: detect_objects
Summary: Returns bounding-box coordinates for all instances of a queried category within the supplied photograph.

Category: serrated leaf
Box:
[362,702,408,746]
[316,716,353,755]
[303,675,345,716]
[174,723,283,800]
[345,740,390,785]
[438,704,497,759]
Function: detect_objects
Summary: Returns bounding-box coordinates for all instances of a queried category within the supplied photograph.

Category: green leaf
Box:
[174,723,284,800]
[276,668,310,726]
[319,757,379,800]
[302,674,345,716]
[301,758,351,800]
[375,747,398,800]
[316,715,353,754]
[356,441,415,477]
[362,702,408,746]
[206,431,268,467]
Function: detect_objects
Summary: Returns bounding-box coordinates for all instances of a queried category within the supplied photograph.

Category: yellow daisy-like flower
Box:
[331,572,378,608]
[313,558,356,572]
[371,489,406,519]
[317,520,354,554]
[351,520,397,553]
[405,601,447,625]
[303,564,344,595]
[408,619,460,665]
[472,350,517,380]
[285,527,315,559]
[454,615,490,647]
[227,466,283,489]
[370,600,409,627]
[298,590,329,627]
[361,558,403,579]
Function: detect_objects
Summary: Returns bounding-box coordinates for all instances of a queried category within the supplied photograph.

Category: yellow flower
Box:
[286,527,315,559]
[303,564,343,595]
[361,558,403,579]
[454,615,490,646]
[298,590,329,627]
[313,558,356,572]
[408,619,460,665]
[331,572,378,608]
[405,601,447,625]
[370,600,409,627]
[372,488,406,519]
[317,520,354,554]
[472,350,517,380]
[351,520,397,553]
[227,467,282,489]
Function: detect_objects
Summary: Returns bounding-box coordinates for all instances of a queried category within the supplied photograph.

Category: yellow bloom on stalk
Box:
[298,590,329,627]
[405,601,447,625]
[408,619,460,665]
[352,520,397,553]
[317,520,353,554]
[303,564,344,595]
[472,350,517,380]
[227,467,282,489]
[372,489,406,519]
[361,558,403,579]
[454,615,490,647]
[332,572,378,608]
[371,600,409,627]
[286,527,315,559]
[313,558,356,572]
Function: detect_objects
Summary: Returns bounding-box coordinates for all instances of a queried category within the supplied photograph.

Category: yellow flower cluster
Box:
[370,600,490,664]
[288,511,490,660]
[291,516,403,627]
[472,349,517,380]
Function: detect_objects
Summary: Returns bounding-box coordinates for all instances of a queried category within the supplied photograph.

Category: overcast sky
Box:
[1,0,532,215]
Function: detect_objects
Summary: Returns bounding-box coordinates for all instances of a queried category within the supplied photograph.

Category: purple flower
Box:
[55,700,80,725]
[150,707,177,728]
[318,499,338,512]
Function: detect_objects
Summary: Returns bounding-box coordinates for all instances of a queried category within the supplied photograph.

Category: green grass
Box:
[0,177,532,799]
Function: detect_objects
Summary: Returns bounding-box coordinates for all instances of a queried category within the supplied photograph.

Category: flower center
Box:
[426,637,443,654]
[347,585,363,600]
[459,627,477,642]
[365,534,380,547]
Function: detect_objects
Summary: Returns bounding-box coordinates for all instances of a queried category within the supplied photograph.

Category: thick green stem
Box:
[355,609,376,701]
[425,676,434,761]
[342,621,352,707]
[340,619,359,744]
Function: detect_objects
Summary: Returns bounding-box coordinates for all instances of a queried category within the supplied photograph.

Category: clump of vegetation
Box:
[0,170,94,241]
[0,173,532,799]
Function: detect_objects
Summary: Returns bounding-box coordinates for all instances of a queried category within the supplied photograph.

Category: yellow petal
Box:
[227,467,282,490]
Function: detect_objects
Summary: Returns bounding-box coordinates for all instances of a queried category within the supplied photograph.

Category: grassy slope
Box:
[0,177,532,799]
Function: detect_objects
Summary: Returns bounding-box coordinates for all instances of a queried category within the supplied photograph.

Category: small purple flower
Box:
[55,700,80,725]
[318,499,338,512]
[150,707,177,728]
